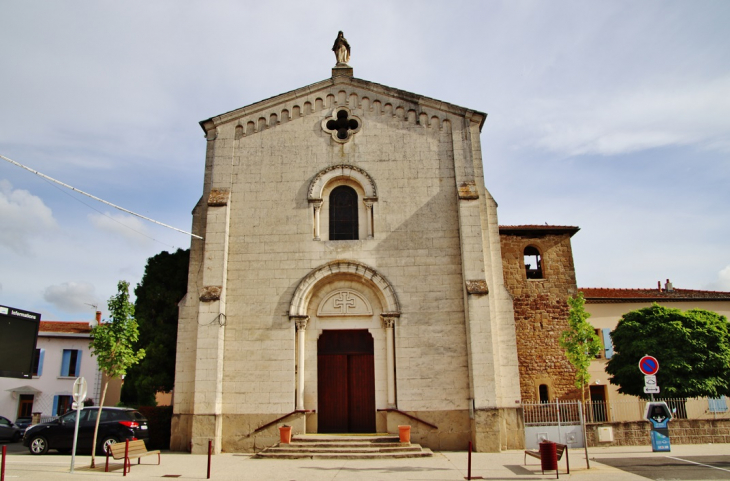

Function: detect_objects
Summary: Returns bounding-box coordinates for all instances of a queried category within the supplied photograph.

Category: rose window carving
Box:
[321,107,362,143]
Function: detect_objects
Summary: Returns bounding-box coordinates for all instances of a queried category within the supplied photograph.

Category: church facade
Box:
[171,61,546,454]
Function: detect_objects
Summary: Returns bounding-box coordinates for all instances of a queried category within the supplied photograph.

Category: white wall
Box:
[0,334,100,420]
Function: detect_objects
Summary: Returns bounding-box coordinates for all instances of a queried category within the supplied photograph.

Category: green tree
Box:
[606,304,730,398]
[121,248,189,406]
[88,280,146,467]
[560,292,602,407]
[559,292,601,469]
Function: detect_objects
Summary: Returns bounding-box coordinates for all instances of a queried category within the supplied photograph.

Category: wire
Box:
[1,153,203,240]
[39,176,177,249]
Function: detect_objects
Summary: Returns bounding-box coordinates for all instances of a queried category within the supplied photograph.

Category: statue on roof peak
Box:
[332,31,351,66]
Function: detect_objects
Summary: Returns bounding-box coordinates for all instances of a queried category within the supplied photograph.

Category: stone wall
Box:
[500,229,578,403]
[586,419,730,446]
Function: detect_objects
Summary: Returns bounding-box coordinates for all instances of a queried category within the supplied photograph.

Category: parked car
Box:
[14,417,32,435]
[23,407,149,455]
[0,416,22,442]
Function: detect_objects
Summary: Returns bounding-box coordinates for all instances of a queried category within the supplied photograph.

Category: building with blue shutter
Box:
[0,320,120,422]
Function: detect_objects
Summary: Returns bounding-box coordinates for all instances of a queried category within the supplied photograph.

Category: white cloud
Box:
[528,76,730,156]
[707,265,730,292]
[88,211,152,246]
[0,180,57,254]
[43,281,98,313]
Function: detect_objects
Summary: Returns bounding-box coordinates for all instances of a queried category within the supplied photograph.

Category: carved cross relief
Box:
[317,289,373,317]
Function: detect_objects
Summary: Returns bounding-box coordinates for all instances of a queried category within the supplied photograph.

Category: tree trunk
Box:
[581,375,591,469]
[90,380,109,468]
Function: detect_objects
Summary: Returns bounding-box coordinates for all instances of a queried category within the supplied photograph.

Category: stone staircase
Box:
[255,434,434,459]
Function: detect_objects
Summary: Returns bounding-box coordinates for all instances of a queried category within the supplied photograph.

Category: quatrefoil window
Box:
[321,107,362,143]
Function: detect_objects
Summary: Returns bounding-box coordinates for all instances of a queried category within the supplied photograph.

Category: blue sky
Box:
[1,1,729,322]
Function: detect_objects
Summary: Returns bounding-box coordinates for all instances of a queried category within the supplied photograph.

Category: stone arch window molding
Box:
[289,260,399,318]
[308,165,378,241]
[321,106,362,143]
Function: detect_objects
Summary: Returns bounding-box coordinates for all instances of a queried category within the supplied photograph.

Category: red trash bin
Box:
[539,441,558,476]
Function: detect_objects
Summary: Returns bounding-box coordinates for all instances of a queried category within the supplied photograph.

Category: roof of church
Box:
[499,225,580,236]
[39,321,92,334]
[580,287,730,303]
[200,74,487,133]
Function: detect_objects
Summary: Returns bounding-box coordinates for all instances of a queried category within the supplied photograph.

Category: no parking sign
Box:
[639,355,659,376]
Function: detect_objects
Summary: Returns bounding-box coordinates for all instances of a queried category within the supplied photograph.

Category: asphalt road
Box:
[598,455,730,480]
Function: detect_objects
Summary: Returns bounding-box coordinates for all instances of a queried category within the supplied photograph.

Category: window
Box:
[709,396,728,413]
[593,329,614,359]
[601,328,614,359]
[32,348,44,377]
[329,185,358,240]
[53,395,73,416]
[524,246,542,279]
[60,349,81,377]
[539,384,550,403]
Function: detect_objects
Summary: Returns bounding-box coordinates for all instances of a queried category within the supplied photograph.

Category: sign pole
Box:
[70,377,87,473]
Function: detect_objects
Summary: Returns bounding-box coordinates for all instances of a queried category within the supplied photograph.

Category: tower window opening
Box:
[524,246,543,279]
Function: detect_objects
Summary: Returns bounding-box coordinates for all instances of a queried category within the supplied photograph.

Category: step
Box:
[293,434,399,443]
[265,446,424,454]
[256,448,434,460]
[255,433,433,460]
[279,441,408,448]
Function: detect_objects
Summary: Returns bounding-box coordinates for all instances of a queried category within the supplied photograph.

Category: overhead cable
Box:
[1,154,203,240]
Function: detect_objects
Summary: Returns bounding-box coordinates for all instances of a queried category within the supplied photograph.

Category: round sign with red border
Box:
[639,355,659,376]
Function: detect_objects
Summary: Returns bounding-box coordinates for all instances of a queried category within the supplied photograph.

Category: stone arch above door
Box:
[289,260,400,318]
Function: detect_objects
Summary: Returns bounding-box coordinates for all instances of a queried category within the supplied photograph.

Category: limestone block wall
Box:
[500,230,579,403]
[216,84,472,420]
[173,74,523,452]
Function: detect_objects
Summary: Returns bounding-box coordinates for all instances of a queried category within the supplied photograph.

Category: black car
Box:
[0,416,22,442]
[23,407,149,455]
[14,417,31,436]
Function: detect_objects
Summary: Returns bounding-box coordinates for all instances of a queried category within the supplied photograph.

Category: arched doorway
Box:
[317,329,376,433]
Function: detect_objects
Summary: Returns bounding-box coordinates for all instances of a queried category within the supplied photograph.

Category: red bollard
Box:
[467,441,472,480]
[207,439,212,479]
[464,441,483,480]
[123,439,129,476]
[2,444,6,481]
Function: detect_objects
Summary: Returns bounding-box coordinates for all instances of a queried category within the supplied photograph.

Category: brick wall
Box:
[500,230,578,402]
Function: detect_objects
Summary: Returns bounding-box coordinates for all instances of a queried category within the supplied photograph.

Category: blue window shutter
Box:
[52,395,59,416]
[75,350,82,377]
[38,349,45,377]
[602,328,614,359]
[709,396,728,413]
[61,350,71,376]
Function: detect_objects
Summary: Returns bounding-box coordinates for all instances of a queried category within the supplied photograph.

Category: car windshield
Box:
[61,410,89,423]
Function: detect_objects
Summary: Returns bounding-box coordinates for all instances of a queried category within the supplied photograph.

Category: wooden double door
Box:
[317,329,376,433]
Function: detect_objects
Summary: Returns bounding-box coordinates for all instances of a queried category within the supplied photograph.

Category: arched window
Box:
[329,186,358,240]
[524,246,543,279]
[539,384,550,403]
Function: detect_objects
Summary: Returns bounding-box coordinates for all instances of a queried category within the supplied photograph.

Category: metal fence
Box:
[525,397,730,425]
[523,400,582,426]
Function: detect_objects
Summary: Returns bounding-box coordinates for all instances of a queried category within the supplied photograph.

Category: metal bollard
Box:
[2,444,6,481]
[464,441,483,480]
[207,439,212,479]
[124,439,129,476]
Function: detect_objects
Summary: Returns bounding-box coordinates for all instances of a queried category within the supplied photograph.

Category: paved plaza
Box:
[2,442,730,480]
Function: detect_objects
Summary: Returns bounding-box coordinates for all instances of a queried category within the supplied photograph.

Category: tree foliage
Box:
[88,280,146,466]
[606,304,730,398]
[120,248,189,406]
[90,280,146,378]
[560,292,602,393]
